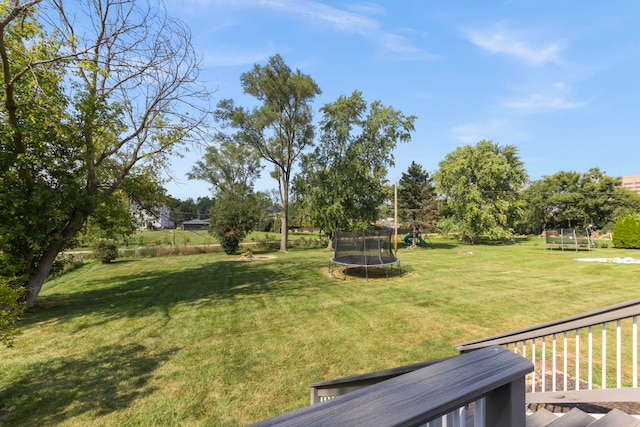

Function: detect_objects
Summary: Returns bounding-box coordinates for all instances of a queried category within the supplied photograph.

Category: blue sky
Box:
[163,0,640,200]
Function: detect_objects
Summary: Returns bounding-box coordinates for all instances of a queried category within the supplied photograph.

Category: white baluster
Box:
[563,331,568,391]
[617,319,622,388]
[531,339,536,393]
[542,337,547,392]
[588,326,593,390]
[634,316,638,388]
[575,329,580,391]
[602,323,607,389]
[552,333,557,391]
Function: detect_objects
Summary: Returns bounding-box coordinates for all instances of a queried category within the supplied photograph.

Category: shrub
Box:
[612,214,640,249]
[0,279,26,347]
[91,240,119,263]
[220,232,242,255]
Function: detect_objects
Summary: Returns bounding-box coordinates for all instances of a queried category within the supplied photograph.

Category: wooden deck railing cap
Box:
[249,346,533,427]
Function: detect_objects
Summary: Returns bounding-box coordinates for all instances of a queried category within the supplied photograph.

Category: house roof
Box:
[180,218,210,225]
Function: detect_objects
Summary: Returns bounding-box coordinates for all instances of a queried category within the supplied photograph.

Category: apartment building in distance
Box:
[621,174,640,194]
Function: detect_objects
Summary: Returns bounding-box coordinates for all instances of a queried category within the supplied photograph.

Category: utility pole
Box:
[394,182,398,252]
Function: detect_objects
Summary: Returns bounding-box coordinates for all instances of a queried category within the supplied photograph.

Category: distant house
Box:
[130,202,175,230]
[181,218,210,231]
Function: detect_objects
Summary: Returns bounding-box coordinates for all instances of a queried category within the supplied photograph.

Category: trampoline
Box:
[330,229,401,279]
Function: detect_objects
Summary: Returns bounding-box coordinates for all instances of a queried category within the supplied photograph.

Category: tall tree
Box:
[215,54,321,252]
[521,168,637,232]
[397,161,437,229]
[434,140,528,243]
[294,91,416,244]
[188,135,264,254]
[0,0,207,308]
[188,133,263,194]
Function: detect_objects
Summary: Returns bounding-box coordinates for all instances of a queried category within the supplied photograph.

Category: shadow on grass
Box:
[397,241,457,250]
[25,257,321,327]
[0,343,178,425]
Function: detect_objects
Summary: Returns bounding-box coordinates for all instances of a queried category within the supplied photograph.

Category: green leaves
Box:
[215,54,321,251]
[188,133,263,196]
[613,214,640,249]
[295,91,416,236]
[435,140,528,243]
[1,0,207,307]
[0,279,25,347]
[398,161,437,226]
[521,168,631,232]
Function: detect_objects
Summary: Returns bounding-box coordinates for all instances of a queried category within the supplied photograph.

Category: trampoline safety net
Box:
[330,229,401,279]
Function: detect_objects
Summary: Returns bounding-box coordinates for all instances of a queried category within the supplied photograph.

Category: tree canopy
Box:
[188,133,263,195]
[0,0,207,310]
[188,134,265,254]
[397,161,437,230]
[434,140,528,243]
[294,90,415,241]
[521,168,639,233]
[214,54,321,252]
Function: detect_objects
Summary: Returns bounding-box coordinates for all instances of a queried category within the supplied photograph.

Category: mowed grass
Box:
[102,229,325,248]
[1,237,639,426]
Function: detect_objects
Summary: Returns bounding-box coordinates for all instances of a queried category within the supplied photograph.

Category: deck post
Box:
[484,376,526,427]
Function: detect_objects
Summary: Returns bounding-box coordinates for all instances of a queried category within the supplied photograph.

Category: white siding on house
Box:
[130,202,175,229]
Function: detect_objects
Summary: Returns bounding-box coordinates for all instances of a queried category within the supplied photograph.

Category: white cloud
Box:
[224,0,381,35]
[504,94,583,111]
[195,0,432,61]
[503,82,585,112]
[202,49,273,67]
[378,33,437,61]
[451,119,528,145]
[452,120,507,144]
[345,2,386,16]
[463,23,562,65]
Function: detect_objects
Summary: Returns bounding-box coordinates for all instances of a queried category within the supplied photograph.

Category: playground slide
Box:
[403,234,428,247]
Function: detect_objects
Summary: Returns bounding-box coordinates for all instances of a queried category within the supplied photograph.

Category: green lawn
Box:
[1,237,639,426]
[116,229,326,248]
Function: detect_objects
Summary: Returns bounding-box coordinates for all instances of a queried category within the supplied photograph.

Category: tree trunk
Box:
[24,211,87,307]
[24,246,61,307]
[279,180,289,252]
[326,230,334,250]
[280,206,288,252]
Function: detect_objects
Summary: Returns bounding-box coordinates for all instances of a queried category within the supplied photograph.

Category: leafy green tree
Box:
[521,168,628,233]
[211,188,264,255]
[188,133,263,194]
[434,140,528,243]
[0,0,207,308]
[80,190,137,245]
[398,161,437,229]
[195,197,214,219]
[294,91,416,244]
[168,197,199,224]
[214,54,321,252]
[188,134,264,254]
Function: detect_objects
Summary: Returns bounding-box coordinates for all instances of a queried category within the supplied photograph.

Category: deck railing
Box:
[250,298,640,425]
[250,346,533,427]
[457,297,640,405]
